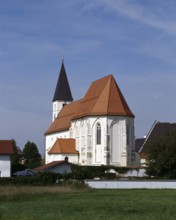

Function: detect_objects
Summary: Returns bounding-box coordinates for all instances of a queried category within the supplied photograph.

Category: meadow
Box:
[0,186,176,220]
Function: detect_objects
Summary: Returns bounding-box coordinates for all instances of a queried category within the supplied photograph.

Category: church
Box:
[45,61,138,167]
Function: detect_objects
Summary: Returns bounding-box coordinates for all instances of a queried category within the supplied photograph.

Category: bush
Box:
[12,164,26,176]
[0,172,58,186]
[70,165,129,179]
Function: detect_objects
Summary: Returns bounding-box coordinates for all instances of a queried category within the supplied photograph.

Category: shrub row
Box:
[0,165,132,186]
[70,164,131,179]
[0,172,57,186]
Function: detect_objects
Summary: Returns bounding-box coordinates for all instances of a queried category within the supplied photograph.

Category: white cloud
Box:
[90,0,176,35]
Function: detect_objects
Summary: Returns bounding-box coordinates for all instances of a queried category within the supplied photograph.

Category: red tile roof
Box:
[45,74,134,135]
[48,138,78,154]
[0,140,14,155]
[35,160,68,171]
[73,75,134,119]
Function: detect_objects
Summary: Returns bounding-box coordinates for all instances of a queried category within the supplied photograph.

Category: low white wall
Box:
[85,180,176,189]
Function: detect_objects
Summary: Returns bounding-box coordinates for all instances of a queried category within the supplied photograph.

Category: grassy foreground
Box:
[0,186,176,220]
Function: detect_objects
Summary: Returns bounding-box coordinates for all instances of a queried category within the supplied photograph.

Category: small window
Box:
[63,103,67,107]
[96,123,101,145]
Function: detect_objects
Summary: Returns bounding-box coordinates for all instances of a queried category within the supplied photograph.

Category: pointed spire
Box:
[53,60,73,102]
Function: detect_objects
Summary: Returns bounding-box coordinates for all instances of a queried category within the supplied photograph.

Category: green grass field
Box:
[0,186,176,220]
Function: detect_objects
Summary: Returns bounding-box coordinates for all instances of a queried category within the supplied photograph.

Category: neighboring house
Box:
[0,140,14,177]
[35,157,72,174]
[139,121,176,166]
[16,147,25,164]
[45,61,139,167]
[135,138,145,153]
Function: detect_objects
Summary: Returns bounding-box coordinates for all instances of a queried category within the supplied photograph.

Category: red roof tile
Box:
[0,140,14,155]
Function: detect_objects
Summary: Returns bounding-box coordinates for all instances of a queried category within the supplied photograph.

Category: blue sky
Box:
[1,0,176,154]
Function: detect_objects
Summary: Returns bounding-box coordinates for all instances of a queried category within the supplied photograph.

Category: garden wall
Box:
[85,180,176,189]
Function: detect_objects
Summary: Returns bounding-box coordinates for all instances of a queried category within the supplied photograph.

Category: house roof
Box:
[45,74,134,135]
[139,121,176,156]
[0,140,14,155]
[53,61,73,102]
[35,160,70,171]
[48,138,78,154]
[135,138,145,153]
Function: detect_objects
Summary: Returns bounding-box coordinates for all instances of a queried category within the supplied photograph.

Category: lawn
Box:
[0,186,176,220]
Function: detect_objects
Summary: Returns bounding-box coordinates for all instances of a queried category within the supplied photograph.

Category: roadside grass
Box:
[0,187,176,220]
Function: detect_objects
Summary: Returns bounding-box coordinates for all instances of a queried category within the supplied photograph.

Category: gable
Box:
[0,140,13,155]
[140,121,176,155]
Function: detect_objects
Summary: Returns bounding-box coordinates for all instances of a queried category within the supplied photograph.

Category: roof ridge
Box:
[107,75,113,113]
[139,120,158,153]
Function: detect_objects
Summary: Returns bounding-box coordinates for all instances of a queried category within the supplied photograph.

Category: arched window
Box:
[96,123,101,145]
[127,124,130,145]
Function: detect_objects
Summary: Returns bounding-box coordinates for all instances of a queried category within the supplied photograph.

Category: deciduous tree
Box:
[146,131,176,178]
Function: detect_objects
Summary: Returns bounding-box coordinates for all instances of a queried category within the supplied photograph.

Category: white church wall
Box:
[71,116,108,166]
[45,115,136,167]
[70,115,136,167]
[107,116,135,166]
[71,118,89,165]
[126,117,136,165]
[52,101,72,121]
[91,117,107,166]
[47,154,78,164]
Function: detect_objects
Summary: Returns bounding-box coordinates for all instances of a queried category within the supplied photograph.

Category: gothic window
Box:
[127,124,130,145]
[96,123,101,145]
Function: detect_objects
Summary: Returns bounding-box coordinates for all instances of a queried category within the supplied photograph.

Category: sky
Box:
[1,0,176,155]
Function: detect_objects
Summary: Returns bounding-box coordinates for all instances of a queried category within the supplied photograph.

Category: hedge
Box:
[0,165,133,186]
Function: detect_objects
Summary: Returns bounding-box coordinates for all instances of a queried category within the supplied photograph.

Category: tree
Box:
[11,139,21,165]
[23,141,42,169]
[146,131,176,178]
[11,139,26,174]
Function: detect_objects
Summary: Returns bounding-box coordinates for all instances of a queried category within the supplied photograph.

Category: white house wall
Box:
[0,155,11,177]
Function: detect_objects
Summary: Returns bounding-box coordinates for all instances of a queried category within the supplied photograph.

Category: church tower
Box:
[52,60,73,121]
